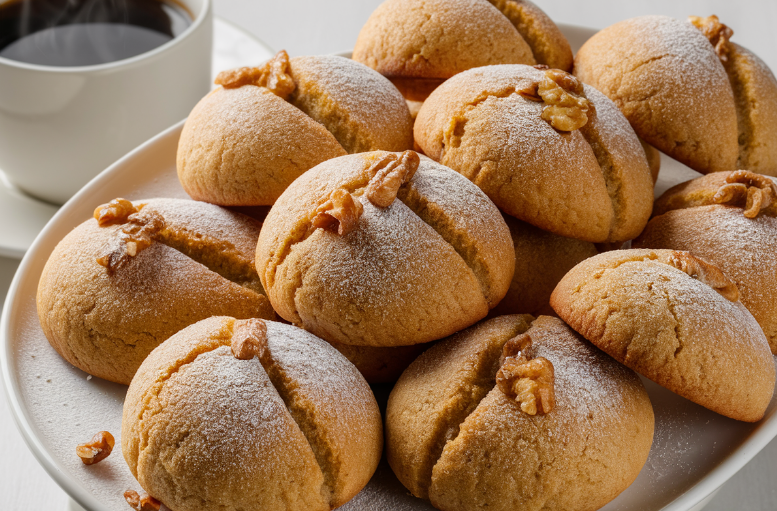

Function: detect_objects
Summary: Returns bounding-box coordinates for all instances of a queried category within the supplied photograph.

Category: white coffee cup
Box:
[0,0,213,205]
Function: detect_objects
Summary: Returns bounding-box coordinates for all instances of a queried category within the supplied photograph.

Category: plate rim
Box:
[0,120,186,511]
[3,21,777,511]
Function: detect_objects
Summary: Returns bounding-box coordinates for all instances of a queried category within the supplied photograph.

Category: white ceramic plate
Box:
[0,16,274,260]
[3,22,777,511]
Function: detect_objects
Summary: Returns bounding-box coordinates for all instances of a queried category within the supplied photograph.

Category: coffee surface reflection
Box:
[0,0,191,66]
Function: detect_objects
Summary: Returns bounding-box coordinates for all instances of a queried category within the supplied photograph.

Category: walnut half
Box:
[93,198,139,227]
[96,208,165,274]
[231,318,269,361]
[689,15,734,62]
[665,251,739,302]
[712,170,777,218]
[214,50,295,100]
[495,334,555,415]
[538,69,590,132]
[365,150,420,208]
[124,490,162,511]
[312,188,364,235]
[76,431,114,465]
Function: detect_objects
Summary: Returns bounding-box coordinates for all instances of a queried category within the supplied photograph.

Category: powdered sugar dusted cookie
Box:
[551,248,775,422]
[122,316,383,511]
[256,151,514,347]
[387,314,654,510]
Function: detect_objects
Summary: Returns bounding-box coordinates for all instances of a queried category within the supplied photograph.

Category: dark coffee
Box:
[0,0,192,66]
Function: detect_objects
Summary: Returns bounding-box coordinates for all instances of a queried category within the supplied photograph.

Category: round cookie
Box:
[574,15,777,176]
[489,214,598,317]
[353,0,573,102]
[122,316,383,511]
[386,315,654,510]
[353,0,534,101]
[37,198,275,385]
[256,151,515,347]
[415,65,654,243]
[177,51,413,206]
[551,248,775,422]
[177,78,346,206]
[635,170,777,354]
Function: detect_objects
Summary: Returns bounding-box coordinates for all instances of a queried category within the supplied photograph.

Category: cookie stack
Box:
[33,1,777,510]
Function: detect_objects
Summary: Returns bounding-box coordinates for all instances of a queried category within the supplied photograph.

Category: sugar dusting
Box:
[291,193,485,346]
[142,198,261,257]
[291,55,412,151]
[421,64,614,238]
[405,158,509,255]
[148,346,295,481]
[637,205,777,346]
[265,321,380,461]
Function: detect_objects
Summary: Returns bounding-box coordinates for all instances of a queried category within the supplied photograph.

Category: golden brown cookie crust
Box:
[122,316,383,511]
[387,315,654,510]
[487,0,573,72]
[636,174,777,354]
[36,198,275,385]
[414,65,653,243]
[574,15,739,174]
[550,249,775,422]
[725,43,777,175]
[177,86,346,206]
[256,152,515,347]
[289,55,414,154]
[353,0,535,101]
[490,215,598,317]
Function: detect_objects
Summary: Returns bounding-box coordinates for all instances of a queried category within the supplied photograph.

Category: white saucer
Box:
[0,16,274,261]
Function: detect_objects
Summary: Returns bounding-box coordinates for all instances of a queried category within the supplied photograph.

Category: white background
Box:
[1,0,777,509]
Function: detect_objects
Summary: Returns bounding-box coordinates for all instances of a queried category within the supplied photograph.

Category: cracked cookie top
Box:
[353,0,534,101]
[178,53,413,206]
[353,0,573,101]
[122,316,382,511]
[574,15,739,174]
[386,314,653,510]
[36,198,276,385]
[550,248,775,422]
[415,64,654,244]
[255,151,515,347]
[637,172,777,355]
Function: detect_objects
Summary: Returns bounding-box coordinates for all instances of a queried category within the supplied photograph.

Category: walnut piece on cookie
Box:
[37,198,275,385]
[386,315,653,509]
[551,248,775,422]
[415,64,653,243]
[122,317,382,511]
[256,151,515,348]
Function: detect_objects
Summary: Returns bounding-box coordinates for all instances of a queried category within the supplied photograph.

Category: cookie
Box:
[387,315,654,510]
[551,248,775,422]
[37,198,275,384]
[122,316,383,511]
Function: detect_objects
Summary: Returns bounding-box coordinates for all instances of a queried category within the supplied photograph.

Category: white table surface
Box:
[2,0,777,509]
